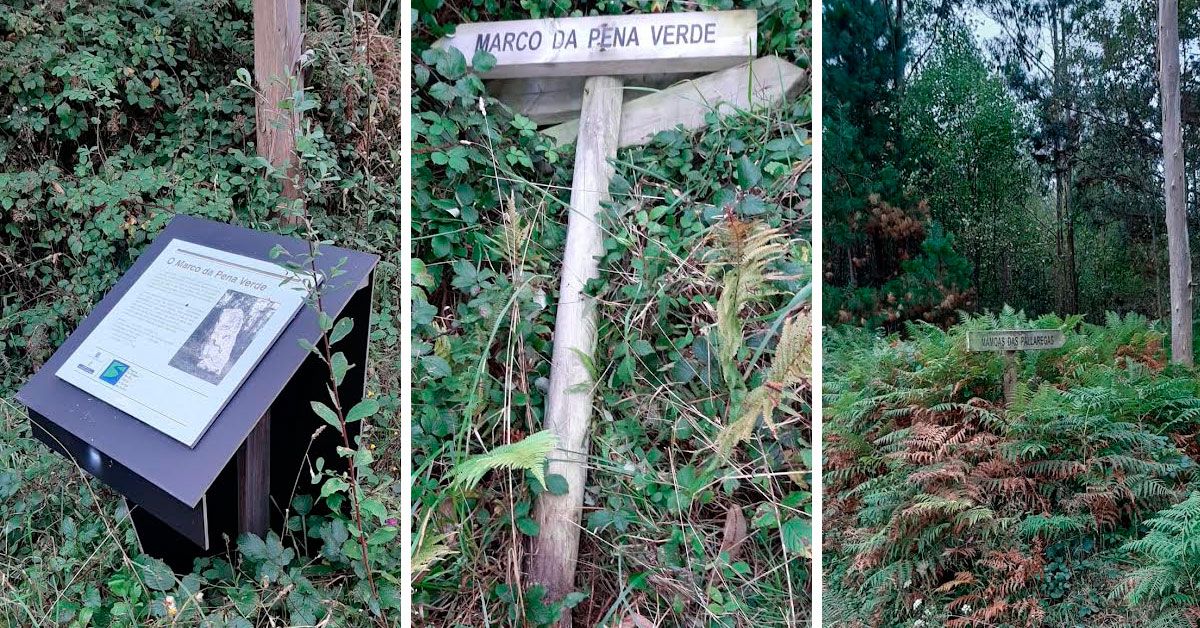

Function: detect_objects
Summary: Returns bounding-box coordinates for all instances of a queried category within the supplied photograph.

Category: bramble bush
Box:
[1,1,402,625]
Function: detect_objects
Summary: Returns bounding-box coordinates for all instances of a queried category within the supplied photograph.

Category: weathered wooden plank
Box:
[253,0,303,219]
[440,10,756,80]
[236,411,271,536]
[965,330,1066,352]
[489,73,701,124]
[529,76,624,623]
[543,55,807,147]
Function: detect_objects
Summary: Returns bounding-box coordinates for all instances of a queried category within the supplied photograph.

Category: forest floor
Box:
[824,310,1200,627]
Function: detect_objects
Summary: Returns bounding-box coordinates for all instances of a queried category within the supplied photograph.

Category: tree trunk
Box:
[1065,169,1078,314]
[1055,168,1066,313]
[1160,0,1193,365]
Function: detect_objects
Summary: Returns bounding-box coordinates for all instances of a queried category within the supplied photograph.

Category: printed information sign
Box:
[56,239,317,446]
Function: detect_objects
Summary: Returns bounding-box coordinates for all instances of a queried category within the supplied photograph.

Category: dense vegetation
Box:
[825,312,1200,626]
[824,0,1183,328]
[411,0,812,625]
[0,1,402,624]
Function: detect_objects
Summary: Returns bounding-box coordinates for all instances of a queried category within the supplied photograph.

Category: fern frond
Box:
[448,430,557,490]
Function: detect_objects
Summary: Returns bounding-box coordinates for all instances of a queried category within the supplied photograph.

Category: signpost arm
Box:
[530,75,624,617]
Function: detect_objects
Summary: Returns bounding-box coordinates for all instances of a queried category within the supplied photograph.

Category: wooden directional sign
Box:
[966,329,1066,352]
[441,10,757,79]
[544,55,807,147]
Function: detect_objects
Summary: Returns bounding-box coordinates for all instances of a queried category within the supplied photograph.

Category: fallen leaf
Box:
[619,612,656,628]
[720,504,749,560]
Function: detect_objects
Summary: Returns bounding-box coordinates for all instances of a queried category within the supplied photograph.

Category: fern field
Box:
[825,311,1200,627]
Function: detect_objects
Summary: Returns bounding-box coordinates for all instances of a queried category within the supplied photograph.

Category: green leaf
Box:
[311,401,341,428]
[361,498,388,524]
[781,518,811,554]
[436,46,467,80]
[472,49,497,73]
[320,477,349,498]
[368,527,398,545]
[545,473,569,496]
[330,317,354,344]
[346,398,380,423]
[735,155,762,189]
[134,556,174,592]
[516,517,540,536]
[331,352,351,386]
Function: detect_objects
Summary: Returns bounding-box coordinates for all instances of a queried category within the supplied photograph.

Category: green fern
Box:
[448,430,557,491]
[826,310,1200,623]
[1118,492,1200,621]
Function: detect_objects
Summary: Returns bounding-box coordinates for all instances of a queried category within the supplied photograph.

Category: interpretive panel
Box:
[55,239,318,446]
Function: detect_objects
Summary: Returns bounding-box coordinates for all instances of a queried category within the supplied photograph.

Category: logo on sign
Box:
[99,360,129,385]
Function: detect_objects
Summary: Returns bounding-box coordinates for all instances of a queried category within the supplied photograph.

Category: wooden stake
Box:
[1002,351,1017,406]
[237,411,271,536]
[529,76,624,620]
[253,0,304,222]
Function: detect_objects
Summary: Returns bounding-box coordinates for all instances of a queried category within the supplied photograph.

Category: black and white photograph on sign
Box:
[169,289,280,385]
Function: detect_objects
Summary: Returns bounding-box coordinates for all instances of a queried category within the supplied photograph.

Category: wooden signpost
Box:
[441,10,806,625]
[966,329,1066,404]
[16,216,378,571]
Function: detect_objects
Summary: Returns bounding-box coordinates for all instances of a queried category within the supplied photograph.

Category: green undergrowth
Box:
[1,1,402,625]
[411,1,812,626]
[825,310,1200,627]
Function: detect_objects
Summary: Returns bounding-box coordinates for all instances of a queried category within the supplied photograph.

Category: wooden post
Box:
[241,0,301,538]
[1002,351,1017,406]
[253,0,304,221]
[237,412,271,536]
[529,76,624,619]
